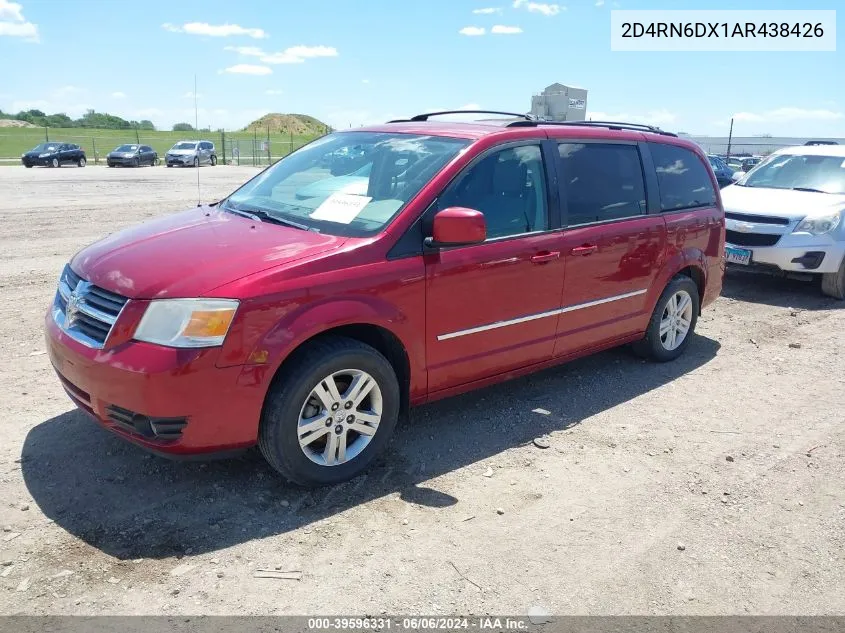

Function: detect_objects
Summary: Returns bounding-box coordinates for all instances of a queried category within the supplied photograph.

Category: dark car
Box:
[46,111,725,486]
[707,154,735,188]
[107,144,158,167]
[21,142,86,168]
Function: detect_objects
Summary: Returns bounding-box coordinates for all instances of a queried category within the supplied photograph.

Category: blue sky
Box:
[0,0,842,136]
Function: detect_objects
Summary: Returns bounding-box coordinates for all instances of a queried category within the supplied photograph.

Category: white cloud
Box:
[595,0,605,5]
[0,0,23,21]
[221,64,272,75]
[732,108,843,124]
[225,44,338,64]
[265,89,283,95]
[472,7,501,13]
[588,109,678,127]
[513,0,563,14]
[162,22,267,39]
[0,0,38,41]
[459,26,486,36]
[111,92,127,99]
[491,25,523,34]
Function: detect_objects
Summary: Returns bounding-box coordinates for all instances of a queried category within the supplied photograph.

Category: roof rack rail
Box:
[507,119,678,137]
[387,110,534,123]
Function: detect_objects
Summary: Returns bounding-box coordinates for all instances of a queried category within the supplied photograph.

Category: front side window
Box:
[650,143,717,212]
[558,143,646,225]
[438,144,548,239]
[224,131,469,237]
[738,153,845,194]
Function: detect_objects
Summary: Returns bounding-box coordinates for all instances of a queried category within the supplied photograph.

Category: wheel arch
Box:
[652,249,708,315]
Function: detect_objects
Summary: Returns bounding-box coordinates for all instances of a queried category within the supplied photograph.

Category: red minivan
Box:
[45,112,725,486]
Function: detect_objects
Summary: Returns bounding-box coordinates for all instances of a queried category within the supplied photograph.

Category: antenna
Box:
[194,74,202,207]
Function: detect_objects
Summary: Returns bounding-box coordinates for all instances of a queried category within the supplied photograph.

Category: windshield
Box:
[739,153,845,194]
[223,131,469,236]
[115,144,139,152]
[32,143,59,152]
[172,142,196,150]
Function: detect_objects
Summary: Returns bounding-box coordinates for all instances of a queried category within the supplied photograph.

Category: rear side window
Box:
[650,143,717,212]
[557,143,646,225]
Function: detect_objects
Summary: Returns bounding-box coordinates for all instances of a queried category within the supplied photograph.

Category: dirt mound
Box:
[0,119,38,128]
[243,113,330,135]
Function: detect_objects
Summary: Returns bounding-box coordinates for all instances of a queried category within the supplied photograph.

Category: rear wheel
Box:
[821,257,845,300]
[632,276,699,362]
[77,156,86,167]
[259,336,400,486]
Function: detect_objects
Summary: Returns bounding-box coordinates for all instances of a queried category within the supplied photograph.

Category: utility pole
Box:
[726,117,734,160]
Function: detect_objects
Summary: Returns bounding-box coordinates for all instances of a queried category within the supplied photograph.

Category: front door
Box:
[552,141,666,357]
[425,142,565,393]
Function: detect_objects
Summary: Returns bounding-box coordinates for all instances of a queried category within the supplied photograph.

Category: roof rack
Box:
[387,110,534,123]
[507,119,678,137]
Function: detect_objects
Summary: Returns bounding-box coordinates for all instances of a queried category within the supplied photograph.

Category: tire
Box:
[77,157,86,167]
[132,157,139,168]
[210,154,217,166]
[50,157,59,168]
[632,275,700,362]
[166,163,172,168]
[259,336,400,486]
[821,257,845,300]
[193,157,199,168]
[24,164,32,168]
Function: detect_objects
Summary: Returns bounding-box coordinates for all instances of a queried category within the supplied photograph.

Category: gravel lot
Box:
[1,166,843,616]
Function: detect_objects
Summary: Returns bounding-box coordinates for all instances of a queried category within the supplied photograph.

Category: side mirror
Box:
[426,207,487,247]
[731,171,743,182]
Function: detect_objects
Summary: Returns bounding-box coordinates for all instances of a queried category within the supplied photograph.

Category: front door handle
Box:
[571,244,598,256]
[530,251,560,264]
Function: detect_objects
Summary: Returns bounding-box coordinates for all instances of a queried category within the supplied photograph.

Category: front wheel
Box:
[193,157,199,168]
[821,257,845,300]
[210,154,217,166]
[632,275,700,362]
[259,336,400,486]
[77,157,86,167]
[50,157,59,168]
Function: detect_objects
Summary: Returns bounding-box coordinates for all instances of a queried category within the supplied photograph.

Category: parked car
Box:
[722,145,845,299]
[21,142,86,168]
[805,140,838,146]
[165,140,216,167]
[45,113,724,486]
[740,157,762,172]
[106,144,158,167]
[707,154,735,188]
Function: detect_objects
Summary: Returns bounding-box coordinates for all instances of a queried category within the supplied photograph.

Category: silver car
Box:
[165,140,217,168]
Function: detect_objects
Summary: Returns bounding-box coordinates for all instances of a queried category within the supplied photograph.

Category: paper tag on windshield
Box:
[310,193,372,224]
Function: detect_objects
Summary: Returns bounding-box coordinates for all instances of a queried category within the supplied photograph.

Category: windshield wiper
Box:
[791,187,828,194]
[222,201,313,231]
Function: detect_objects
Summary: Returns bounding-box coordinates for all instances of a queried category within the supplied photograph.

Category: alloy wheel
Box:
[659,290,693,351]
[297,369,383,467]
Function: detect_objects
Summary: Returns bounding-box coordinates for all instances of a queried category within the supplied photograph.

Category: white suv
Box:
[721,145,845,299]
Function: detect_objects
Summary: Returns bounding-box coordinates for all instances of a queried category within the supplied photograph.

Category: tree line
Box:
[0,108,206,133]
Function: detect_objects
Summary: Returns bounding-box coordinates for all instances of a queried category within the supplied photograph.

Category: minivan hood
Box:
[721,185,845,220]
[168,149,196,156]
[70,207,345,299]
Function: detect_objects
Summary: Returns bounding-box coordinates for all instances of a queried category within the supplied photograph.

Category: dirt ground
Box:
[0,166,843,616]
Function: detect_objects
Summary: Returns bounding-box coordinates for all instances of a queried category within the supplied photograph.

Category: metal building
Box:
[530,83,588,121]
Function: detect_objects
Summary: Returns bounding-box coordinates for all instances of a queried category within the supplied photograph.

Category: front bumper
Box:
[165,155,195,166]
[22,157,52,166]
[45,312,263,456]
[107,156,138,166]
[727,238,845,274]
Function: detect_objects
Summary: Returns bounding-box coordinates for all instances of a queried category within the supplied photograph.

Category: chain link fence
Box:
[0,128,324,165]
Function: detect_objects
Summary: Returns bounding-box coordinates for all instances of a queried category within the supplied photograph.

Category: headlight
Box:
[794,213,841,236]
[39,153,50,158]
[134,299,239,348]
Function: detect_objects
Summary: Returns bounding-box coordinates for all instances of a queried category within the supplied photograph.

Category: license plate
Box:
[725,245,752,265]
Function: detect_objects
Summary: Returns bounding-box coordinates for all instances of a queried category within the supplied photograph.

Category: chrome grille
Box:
[53,265,129,348]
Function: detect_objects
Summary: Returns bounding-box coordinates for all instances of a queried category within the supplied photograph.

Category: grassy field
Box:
[0,126,323,164]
